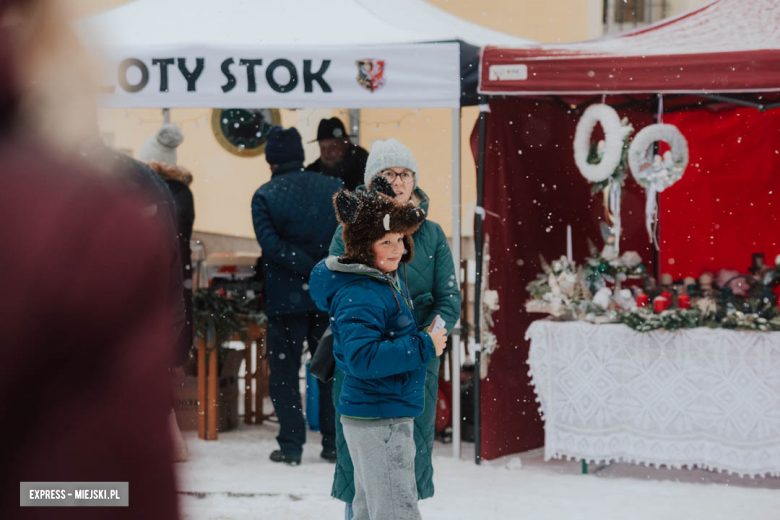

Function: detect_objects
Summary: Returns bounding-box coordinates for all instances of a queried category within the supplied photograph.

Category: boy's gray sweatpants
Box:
[341,416,421,520]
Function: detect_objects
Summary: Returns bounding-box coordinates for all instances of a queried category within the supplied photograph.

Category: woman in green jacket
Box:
[328,138,461,519]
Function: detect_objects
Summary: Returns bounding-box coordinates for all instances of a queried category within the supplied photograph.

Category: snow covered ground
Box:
[176,420,780,520]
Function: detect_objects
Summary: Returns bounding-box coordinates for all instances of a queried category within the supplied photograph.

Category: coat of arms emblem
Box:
[356,59,385,92]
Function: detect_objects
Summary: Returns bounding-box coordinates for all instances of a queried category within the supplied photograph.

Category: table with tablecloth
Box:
[525,320,780,477]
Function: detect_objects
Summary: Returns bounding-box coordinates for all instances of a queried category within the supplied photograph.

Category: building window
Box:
[614,0,645,24]
[604,0,668,34]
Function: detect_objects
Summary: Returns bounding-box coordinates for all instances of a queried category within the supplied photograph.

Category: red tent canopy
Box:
[471,0,780,463]
[479,0,780,95]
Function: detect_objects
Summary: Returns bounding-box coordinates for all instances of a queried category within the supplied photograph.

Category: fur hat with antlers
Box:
[334,176,425,268]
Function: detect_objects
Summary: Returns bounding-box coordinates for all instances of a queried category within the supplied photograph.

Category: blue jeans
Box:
[267,312,334,455]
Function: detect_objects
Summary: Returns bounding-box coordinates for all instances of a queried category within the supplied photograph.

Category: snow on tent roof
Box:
[479,0,780,95]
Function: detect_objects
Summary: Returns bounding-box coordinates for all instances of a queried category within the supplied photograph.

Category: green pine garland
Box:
[193,288,267,355]
[620,307,780,333]
[588,127,634,195]
[620,308,702,332]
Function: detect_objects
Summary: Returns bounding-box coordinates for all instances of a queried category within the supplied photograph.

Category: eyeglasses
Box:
[380,169,415,184]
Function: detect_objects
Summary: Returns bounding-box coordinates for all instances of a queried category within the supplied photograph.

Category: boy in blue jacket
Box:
[309,177,447,520]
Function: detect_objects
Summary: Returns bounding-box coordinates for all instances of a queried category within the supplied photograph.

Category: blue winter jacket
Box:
[251,161,343,317]
[309,256,436,419]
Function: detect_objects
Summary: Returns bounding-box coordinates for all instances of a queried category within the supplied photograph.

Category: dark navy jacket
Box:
[251,161,342,317]
[309,257,436,419]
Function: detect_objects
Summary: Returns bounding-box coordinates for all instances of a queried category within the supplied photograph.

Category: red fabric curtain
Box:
[471,98,653,460]
[659,107,780,278]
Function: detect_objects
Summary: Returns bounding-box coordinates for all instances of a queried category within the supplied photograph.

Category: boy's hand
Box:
[429,328,447,356]
[428,314,445,333]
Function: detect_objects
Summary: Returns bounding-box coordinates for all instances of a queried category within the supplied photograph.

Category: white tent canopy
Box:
[78,0,532,109]
[79,0,531,459]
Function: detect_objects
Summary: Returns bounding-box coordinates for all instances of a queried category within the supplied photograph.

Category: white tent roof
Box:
[80,0,531,48]
[78,0,531,109]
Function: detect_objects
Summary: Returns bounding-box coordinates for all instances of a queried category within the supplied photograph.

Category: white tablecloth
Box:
[525,320,780,477]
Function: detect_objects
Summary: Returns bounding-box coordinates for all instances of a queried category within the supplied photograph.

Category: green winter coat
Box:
[328,186,461,503]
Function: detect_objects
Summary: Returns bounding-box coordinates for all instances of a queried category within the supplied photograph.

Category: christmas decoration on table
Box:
[750,253,766,275]
[592,287,612,310]
[613,288,637,309]
[695,296,717,316]
[620,307,702,332]
[699,272,714,293]
[194,288,267,364]
[653,295,669,312]
[719,312,780,331]
[761,255,780,286]
[524,222,780,332]
[715,273,778,324]
[582,236,646,294]
[579,287,622,325]
[621,307,780,333]
[627,123,689,248]
[525,253,780,332]
[573,104,634,254]
[525,230,647,323]
[525,254,586,319]
[715,269,749,297]
[618,270,780,332]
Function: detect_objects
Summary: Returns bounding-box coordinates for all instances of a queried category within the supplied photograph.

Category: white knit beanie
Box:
[363,139,419,187]
[139,123,184,165]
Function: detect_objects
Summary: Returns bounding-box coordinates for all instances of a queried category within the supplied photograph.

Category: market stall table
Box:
[198,319,268,440]
[525,320,780,477]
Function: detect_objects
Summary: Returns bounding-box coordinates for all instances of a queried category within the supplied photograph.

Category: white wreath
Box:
[628,123,688,191]
[628,123,689,246]
[573,104,633,183]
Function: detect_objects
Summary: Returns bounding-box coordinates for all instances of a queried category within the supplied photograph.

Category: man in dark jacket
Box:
[252,126,343,465]
[306,117,368,191]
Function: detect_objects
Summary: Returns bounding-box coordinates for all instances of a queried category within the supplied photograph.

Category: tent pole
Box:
[473,96,488,465]
[698,94,780,113]
[653,94,663,279]
[451,107,462,459]
[349,109,361,145]
[698,93,765,111]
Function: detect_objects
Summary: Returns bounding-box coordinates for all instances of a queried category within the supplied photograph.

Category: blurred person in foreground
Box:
[0,1,179,518]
